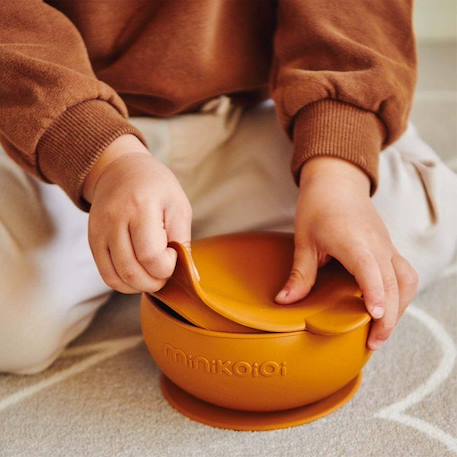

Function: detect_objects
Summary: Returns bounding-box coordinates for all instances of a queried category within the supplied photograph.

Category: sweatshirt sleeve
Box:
[0,1,146,209]
[271,0,417,194]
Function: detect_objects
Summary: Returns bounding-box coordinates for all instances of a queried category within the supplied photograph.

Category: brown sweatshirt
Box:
[0,1,417,209]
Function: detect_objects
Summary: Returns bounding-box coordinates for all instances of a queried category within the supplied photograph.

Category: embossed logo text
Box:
[163,343,287,377]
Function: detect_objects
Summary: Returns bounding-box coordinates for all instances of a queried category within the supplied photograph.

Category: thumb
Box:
[166,206,198,278]
[275,242,318,304]
[165,204,193,250]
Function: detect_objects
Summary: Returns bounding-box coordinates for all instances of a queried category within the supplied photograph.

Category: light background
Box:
[415,0,457,41]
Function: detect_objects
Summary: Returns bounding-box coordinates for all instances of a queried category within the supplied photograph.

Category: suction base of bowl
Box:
[160,373,363,431]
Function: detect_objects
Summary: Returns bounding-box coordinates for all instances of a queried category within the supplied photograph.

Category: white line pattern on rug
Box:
[0,335,143,413]
[375,306,457,454]
[1,309,455,453]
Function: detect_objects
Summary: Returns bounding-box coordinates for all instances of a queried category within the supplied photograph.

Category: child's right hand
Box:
[83,134,192,294]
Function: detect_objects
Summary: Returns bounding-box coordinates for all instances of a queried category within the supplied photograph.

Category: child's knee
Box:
[375,136,457,289]
[0,290,68,374]
[0,269,108,375]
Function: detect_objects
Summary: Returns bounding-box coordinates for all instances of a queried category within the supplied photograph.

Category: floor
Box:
[0,41,456,457]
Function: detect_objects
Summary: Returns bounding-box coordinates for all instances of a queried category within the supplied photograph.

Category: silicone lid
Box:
[153,283,260,333]
[152,231,370,335]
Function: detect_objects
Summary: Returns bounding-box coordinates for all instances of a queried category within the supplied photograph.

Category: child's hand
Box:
[275,157,419,350]
[83,134,192,294]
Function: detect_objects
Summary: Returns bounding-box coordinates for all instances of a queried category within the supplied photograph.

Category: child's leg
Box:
[168,98,457,292]
[0,149,112,374]
[372,123,457,290]
[0,103,235,375]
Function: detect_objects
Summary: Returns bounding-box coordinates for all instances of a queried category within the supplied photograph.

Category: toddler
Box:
[0,1,456,374]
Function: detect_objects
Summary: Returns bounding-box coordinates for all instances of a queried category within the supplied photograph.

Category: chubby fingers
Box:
[129,208,177,281]
[129,203,193,286]
[109,224,169,293]
[90,240,138,294]
[392,253,419,317]
[338,246,419,350]
[344,249,386,320]
[164,202,193,252]
[89,203,192,294]
[337,245,399,350]
[367,260,399,350]
[363,254,418,350]
[89,216,138,294]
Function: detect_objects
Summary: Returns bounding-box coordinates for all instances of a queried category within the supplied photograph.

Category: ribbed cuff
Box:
[291,99,386,195]
[37,100,147,210]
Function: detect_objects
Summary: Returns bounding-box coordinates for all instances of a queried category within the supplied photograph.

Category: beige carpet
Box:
[1,42,456,457]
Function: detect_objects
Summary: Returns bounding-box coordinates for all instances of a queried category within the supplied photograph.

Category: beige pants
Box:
[1,96,456,374]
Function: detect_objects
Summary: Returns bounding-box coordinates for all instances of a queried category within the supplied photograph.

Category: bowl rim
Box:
[143,293,332,341]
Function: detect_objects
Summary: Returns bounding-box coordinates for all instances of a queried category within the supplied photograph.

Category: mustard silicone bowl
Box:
[141,294,372,430]
[141,231,373,430]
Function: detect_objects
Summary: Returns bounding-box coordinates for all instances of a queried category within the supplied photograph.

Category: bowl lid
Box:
[153,231,370,335]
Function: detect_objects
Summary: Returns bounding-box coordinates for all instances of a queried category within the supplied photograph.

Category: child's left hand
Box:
[274,157,419,350]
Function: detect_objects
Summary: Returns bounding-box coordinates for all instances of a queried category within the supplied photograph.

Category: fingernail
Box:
[371,306,384,319]
[369,339,385,351]
[275,288,290,302]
